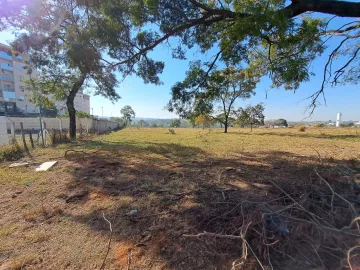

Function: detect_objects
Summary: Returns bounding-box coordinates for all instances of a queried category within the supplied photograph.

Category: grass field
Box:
[0,128,359,269]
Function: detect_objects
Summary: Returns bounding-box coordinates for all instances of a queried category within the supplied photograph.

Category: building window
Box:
[19,96,24,101]
[3,91,16,101]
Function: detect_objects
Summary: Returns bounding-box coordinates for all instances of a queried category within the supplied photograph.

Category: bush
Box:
[314,123,325,128]
[0,142,23,162]
[299,125,306,132]
[61,111,91,118]
[168,128,175,134]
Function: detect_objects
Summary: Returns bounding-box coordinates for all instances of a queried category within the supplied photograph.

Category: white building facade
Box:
[0,43,90,116]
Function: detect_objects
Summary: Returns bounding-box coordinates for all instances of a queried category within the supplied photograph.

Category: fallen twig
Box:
[64,149,91,157]
[99,212,113,270]
[183,231,243,240]
[127,248,132,270]
[314,168,357,216]
[347,246,360,270]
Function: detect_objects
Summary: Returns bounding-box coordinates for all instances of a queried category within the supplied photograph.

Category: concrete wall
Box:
[6,117,119,133]
[0,116,8,145]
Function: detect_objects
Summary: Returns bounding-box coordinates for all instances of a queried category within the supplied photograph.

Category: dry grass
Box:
[0,128,359,269]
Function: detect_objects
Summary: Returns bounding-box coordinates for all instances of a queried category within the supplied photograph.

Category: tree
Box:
[274,119,288,127]
[170,119,181,128]
[120,105,135,125]
[0,0,123,139]
[77,0,360,112]
[195,114,213,129]
[110,117,125,127]
[3,0,359,120]
[168,66,259,133]
[236,103,265,131]
[138,120,146,128]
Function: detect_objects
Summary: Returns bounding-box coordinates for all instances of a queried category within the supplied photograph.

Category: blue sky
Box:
[1,15,359,121]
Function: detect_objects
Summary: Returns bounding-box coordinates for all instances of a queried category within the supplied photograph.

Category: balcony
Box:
[0,74,14,82]
[0,51,13,61]
[1,63,14,71]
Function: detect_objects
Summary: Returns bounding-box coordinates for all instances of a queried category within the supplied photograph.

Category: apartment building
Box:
[0,43,90,115]
[55,91,91,115]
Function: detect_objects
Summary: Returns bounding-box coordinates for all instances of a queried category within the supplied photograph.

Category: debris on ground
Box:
[65,189,89,203]
[9,162,30,168]
[127,210,138,216]
[35,161,57,172]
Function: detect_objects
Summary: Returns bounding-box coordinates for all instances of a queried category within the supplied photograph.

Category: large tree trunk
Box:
[67,76,86,139]
[66,92,77,139]
[224,118,228,133]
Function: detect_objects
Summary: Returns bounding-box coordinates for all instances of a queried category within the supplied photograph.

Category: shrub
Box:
[168,128,175,134]
[0,142,23,162]
[299,125,306,132]
[314,123,325,128]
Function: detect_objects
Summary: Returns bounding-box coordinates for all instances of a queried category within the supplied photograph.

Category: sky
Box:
[1,15,359,121]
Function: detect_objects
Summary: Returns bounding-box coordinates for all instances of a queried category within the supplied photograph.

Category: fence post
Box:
[20,122,29,153]
[56,117,63,139]
[57,117,62,133]
[42,119,47,145]
[29,132,34,148]
[39,117,45,147]
[6,117,16,142]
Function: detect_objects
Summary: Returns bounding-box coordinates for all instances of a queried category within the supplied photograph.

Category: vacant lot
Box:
[1,128,360,270]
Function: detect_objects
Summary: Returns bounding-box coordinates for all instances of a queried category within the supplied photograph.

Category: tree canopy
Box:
[195,114,213,129]
[235,103,265,131]
[0,0,122,138]
[78,0,360,111]
[168,66,259,133]
[120,105,136,124]
[274,118,288,127]
[170,119,181,128]
[1,0,359,123]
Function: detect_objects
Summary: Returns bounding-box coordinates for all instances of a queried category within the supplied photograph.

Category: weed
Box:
[299,125,306,132]
[0,142,23,162]
[0,226,17,237]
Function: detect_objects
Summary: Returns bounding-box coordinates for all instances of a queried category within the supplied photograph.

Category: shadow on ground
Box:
[61,140,360,270]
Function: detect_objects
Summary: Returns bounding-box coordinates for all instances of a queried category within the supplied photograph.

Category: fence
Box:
[6,117,119,133]
[1,116,120,146]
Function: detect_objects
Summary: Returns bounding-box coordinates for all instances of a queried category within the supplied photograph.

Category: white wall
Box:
[6,117,119,133]
[0,116,8,145]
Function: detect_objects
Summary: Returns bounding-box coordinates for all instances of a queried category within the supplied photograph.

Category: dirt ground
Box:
[1,128,360,270]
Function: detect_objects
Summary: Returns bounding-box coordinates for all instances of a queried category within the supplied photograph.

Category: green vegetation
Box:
[168,67,259,133]
[195,114,213,129]
[299,125,306,132]
[235,103,265,131]
[274,119,288,127]
[0,142,23,162]
[120,105,136,126]
[170,119,181,128]
[62,111,91,119]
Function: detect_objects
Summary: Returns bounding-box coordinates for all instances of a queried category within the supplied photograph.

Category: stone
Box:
[35,161,57,172]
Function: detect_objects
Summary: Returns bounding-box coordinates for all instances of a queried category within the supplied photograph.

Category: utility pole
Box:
[101,107,103,117]
[91,108,93,116]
